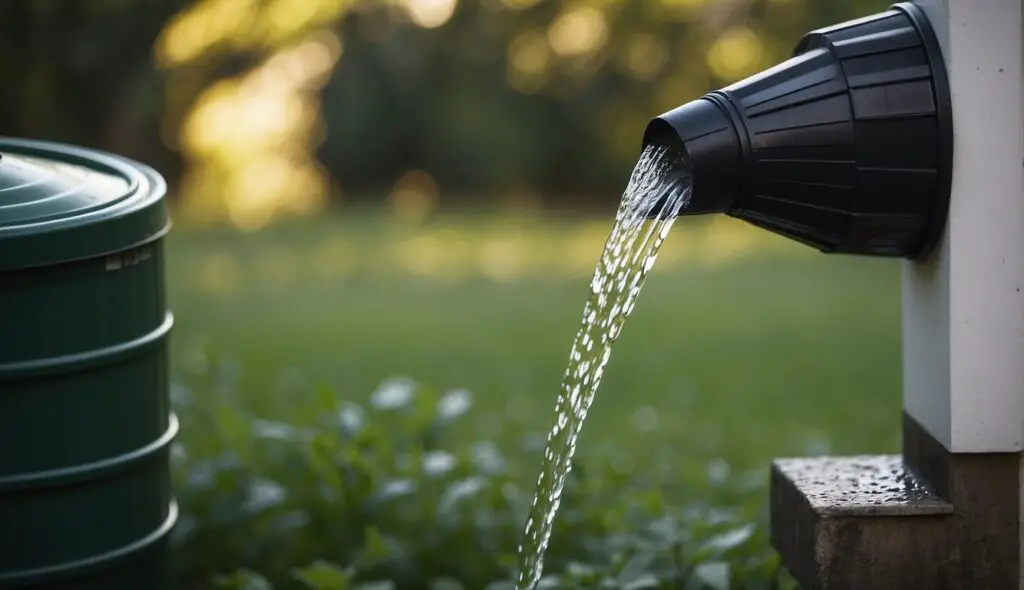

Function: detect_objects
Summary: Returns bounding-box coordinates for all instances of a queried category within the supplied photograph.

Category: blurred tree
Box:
[0,0,186,172]
[0,0,890,228]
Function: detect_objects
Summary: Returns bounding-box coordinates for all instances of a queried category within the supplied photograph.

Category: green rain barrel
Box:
[0,137,176,589]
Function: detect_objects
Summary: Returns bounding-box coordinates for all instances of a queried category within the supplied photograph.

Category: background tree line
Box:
[0,0,887,227]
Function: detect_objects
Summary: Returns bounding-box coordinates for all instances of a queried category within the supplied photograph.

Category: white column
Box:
[903,0,1024,452]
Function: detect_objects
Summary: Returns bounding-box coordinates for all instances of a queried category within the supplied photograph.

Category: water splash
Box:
[514,143,693,589]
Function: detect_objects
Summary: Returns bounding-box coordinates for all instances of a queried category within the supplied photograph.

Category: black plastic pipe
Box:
[643,2,953,260]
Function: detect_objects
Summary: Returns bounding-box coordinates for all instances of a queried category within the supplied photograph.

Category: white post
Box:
[902,0,1024,583]
[903,0,1024,454]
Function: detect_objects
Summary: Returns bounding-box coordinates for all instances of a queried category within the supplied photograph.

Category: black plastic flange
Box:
[643,2,953,260]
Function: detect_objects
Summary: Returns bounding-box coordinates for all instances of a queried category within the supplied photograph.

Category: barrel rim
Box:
[0,311,174,380]
[0,137,170,272]
[0,500,178,587]
[0,413,179,491]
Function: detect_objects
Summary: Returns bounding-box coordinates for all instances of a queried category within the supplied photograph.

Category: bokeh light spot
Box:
[403,0,459,29]
[507,30,552,93]
[174,30,342,229]
[548,6,609,58]
[707,27,764,80]
[624,34,670,81]
[389,170,440,223]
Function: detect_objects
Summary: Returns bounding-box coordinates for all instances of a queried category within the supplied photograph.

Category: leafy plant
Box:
[170,354,792,590]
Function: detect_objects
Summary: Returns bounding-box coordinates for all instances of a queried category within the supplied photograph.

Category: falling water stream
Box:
[514,143,693,589]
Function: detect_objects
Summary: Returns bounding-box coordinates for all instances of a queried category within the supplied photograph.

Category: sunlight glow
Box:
[691,216,762,266]
[507,31,552,93]
[389,170,441,222]
[176,30,343,229]
[393,234,464,280]
[707,27,764,80]
[654,72,704,113]
[478,236,528,282]
[156,0,257,67]
[510,31,552,75]
[312,237,358,278]
[157,0,351,67]
[402,0,459,29]
[193,216,808,287]
[623,34,670,81]
[547,6,609,58]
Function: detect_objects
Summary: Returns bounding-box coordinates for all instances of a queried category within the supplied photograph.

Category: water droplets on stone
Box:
[514,143,692,590]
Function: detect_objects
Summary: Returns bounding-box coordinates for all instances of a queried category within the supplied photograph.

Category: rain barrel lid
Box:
[0,137,170,272]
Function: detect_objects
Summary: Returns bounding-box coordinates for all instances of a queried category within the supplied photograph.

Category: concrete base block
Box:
[771,455,952,589]
[770,413,1020,590]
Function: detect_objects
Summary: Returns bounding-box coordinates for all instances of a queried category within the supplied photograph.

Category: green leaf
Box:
[241,477,287,515]
[315,383,339,413]
[437,388,473,420]
[293,560,355,590]
[616,551,658,585]
[565,562,597,579]
[369,479,416,506]
[216,403,252,446]
[251,419,306,442]
[355,582,396,590]
[621,574,660,590]
[471,441,507,475]
[438,476,486,516]
[693,561,730,590]
[338,402,366,438]
[369,377,417,411]
[214,569,273,590]
[363,525,392,563]
[421,450,457,477]
[699,524,755,555]
[306,434,345,494]
[428,578,465,590]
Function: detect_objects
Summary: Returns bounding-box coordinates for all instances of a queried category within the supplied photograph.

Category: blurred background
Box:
[3,0,904,587]
[1,0,894,225]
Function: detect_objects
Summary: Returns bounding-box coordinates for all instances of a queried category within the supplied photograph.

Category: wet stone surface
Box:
[774,454,953,517]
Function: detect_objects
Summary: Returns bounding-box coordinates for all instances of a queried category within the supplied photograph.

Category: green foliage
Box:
[171,366,791,590]
[166,213,904,468]
[163,213,903,589]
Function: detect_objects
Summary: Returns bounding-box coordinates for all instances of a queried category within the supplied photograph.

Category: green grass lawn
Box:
[166,209,904,489]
